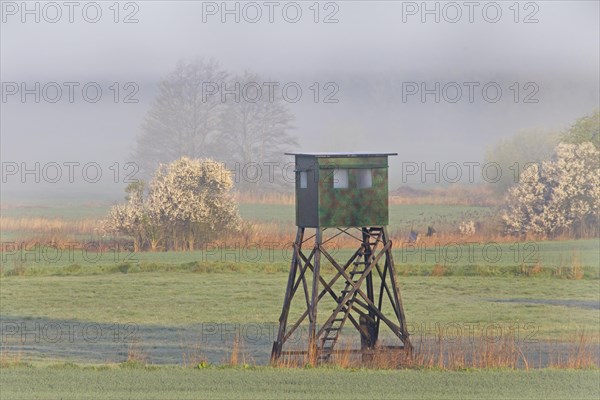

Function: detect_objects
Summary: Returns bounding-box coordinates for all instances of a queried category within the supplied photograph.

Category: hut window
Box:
[356,169,372,189]
[299,171,308,188]
[333,169,349,189]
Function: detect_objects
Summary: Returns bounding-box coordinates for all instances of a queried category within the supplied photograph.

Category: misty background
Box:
[1,0,598,202]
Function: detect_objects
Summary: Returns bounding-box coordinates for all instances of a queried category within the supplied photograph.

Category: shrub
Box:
[502,142,600,238]
[103,157,241,251]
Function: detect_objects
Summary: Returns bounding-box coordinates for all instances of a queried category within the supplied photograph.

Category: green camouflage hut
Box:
[286,152,397,227]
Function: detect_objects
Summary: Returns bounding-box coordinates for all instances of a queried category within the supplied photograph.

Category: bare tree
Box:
[217,71,297,191]
[133,59,228,176]
[485,128,559,195]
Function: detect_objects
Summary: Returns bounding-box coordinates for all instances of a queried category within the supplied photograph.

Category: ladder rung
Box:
[325,327,340,331]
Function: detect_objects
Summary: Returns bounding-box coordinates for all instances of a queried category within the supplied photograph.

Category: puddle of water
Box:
[1,316,598,367]
[489,298,600,310]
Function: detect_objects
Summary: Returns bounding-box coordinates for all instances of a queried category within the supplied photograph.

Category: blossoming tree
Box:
[502,142,600,238]
[105,157,241,251]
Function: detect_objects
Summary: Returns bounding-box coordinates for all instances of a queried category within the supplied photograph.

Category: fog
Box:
[1,1,598,201]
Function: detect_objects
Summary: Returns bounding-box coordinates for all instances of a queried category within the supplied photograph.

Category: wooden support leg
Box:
[308,228,322,365]
[383,227,412,353]
[271,227,304,362]
[362,228,376,322]
[360,314,377,363]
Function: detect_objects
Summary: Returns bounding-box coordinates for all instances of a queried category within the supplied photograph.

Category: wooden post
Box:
[307,228,322,364]
[362,228,376,322]
[271,227,304,362]
[383,226,412,352]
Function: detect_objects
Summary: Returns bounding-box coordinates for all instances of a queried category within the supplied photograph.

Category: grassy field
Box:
[1,200,598,398]
[1,240,598,287]
[0,202,112,220]
[238,203,493,227]
[1,366,598,400]
[1,272,598,339]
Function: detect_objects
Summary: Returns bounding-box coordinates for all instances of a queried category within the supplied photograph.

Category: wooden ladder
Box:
[318,228,383,362]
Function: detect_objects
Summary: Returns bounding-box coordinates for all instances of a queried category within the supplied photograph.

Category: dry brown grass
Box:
[430,264,447,277]
[272,353,305,368]
[546,332,597,369]
[550,251,587,280]
[228,335,240,366]
[0,342,24,368]
[411,335,524,370]
[0,187,518,252]
[517,262,543,277]
[0,192,583,253]
[1,217,99,236]
[125,340,149,365]
[272,332,599,370]
[0,220,551,259]
[179,338,209,368]
[568,251,585,280]
[225,335,254,367]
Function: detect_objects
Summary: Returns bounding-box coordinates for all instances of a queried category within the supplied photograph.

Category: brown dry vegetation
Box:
[1,217,100,237]
[270,333,599,370]
[0,216,588,254]
[0,184,591,252]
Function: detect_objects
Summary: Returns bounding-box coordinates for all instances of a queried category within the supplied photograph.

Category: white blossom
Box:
[458,220,476,236]
[104,157,241,250]
[502,142,600,237]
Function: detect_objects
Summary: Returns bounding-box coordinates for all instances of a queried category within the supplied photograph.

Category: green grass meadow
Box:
[1,202,599,399]
[1,367,598,400]
[1,273,598,340]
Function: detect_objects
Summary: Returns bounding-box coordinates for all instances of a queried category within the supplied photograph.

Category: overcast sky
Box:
[1,0,598,199]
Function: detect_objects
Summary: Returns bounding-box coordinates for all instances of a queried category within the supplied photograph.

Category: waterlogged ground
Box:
[2,316,598,368]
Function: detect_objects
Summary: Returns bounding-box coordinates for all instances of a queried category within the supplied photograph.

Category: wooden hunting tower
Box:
[271,153,412,365]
